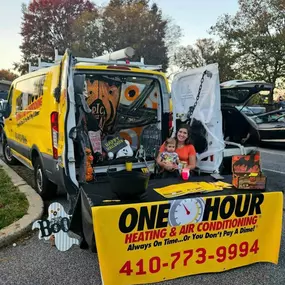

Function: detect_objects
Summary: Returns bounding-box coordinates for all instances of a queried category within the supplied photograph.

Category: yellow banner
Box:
[92,192,283,285]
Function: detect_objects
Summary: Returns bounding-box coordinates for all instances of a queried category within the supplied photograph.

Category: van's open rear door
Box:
[56,49,78,209]
[171,63,225,173]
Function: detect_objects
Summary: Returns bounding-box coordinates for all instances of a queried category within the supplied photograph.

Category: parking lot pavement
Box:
[0,146,284,285]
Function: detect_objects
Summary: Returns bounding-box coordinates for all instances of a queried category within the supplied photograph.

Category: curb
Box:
[0,159,44,248]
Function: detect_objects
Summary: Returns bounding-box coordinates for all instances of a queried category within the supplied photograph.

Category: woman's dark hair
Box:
[175,123,193,145]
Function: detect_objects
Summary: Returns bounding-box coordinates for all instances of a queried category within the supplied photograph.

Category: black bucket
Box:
[108,170,150,200]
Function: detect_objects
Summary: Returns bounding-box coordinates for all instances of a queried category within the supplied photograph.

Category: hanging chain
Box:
[187,70,209,120]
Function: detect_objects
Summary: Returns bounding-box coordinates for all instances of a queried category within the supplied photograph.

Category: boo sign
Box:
[32,202,80,251]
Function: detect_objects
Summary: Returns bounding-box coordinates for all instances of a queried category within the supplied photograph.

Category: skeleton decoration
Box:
[135,145,146,162]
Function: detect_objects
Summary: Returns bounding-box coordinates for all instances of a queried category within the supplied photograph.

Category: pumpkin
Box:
[86,79,120,131]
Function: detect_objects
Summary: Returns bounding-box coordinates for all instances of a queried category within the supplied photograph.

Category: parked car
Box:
[0,91,8,100]
[250,109,285,144]
[0,100,7,141]
[219,80,276,173]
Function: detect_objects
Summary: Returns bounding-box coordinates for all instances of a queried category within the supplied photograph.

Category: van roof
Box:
[74,62,167,77]
[12,64,59,85]
[12,62,168,86]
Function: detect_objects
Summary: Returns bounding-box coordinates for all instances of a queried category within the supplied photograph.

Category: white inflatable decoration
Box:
[32,202,80,251]
[116,140,134,158]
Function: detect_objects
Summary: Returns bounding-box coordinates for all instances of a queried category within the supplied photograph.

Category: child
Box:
[157,138,180,178]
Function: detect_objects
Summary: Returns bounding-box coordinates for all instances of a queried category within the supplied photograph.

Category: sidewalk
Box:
[0,159,43,248]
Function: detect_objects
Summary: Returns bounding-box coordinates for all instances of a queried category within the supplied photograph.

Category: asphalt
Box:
[0,147,284,285]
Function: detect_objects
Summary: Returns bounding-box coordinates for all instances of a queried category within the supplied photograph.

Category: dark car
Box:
[0,91,8,100]
[0,99,6,141]
[250,109,285,144]
[220,80,274,146]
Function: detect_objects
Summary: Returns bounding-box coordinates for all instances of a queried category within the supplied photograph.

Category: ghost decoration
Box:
[32,202,80,251]
[116,140,134,159]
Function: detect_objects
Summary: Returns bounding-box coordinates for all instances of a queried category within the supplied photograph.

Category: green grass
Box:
[0,167,29,230]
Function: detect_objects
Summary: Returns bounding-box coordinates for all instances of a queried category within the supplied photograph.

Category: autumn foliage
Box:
[0,69,18,81]
[17,0,178,74]
[20,0,95,60]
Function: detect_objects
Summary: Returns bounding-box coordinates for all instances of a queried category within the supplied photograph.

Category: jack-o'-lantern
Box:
[86,79,120,132]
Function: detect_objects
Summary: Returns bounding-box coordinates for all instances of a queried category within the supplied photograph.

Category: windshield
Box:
[251,110,285,124]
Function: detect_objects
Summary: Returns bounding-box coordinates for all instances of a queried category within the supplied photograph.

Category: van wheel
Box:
[3,140,18,165]
[34,157,57,200]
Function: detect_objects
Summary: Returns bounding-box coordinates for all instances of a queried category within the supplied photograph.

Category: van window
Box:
[85,75,160,133]
[84,74,161,157]
[15,75,46,112]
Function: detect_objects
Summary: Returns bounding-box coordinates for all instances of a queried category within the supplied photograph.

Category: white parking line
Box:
[262,168,285,175]
[259,148,285,156]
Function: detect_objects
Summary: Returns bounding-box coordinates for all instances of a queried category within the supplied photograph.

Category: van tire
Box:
[34,157,57,200]
[2,140,18,165]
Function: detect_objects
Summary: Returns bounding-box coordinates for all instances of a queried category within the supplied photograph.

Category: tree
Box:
[17,0,181,74]
[0,69,18,81]
[173,38,238,82]
[17,0,100,74]
[71,10,104,57]
[210,0,285,102]
[100,0,178,71]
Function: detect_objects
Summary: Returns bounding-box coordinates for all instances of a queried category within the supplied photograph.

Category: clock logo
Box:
[168,198,205,227]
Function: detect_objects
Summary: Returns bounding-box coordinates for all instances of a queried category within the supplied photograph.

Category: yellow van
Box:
[3,48,260,203]
[3,59,63,199]
[2,49,172,201]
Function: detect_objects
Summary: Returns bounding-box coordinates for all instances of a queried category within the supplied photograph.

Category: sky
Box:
[0,0,239,72]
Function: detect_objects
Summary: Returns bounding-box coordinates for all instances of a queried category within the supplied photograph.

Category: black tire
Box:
[2,139,18,165]
[34,157,57,200]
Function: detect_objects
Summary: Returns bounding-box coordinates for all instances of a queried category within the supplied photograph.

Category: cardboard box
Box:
[232,152,267,190]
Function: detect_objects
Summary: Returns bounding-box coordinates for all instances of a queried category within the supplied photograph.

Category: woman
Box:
[157,124,196,172]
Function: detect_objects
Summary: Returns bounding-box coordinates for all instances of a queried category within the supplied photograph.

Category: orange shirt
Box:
[159,143,196,162]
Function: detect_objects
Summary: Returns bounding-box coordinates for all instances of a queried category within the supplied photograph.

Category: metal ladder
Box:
[28,47,162,73]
